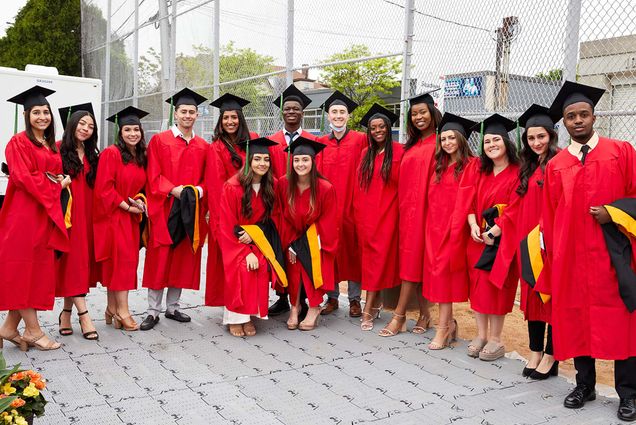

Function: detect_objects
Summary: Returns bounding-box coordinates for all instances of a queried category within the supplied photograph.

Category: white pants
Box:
[222,307,268,325]
[147,287,182,317]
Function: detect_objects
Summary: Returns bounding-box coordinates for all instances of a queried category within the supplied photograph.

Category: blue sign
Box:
[445,77,482,98]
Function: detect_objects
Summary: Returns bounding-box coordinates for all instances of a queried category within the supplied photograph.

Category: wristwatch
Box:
[487,232,495,240]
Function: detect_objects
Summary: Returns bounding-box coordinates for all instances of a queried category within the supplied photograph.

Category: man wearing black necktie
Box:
[541,81,636,422]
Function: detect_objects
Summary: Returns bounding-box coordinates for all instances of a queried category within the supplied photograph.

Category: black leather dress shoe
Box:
[564,385,596,409]
[618,398,636,422]
[140,315,159,331]
[268,297,290,316]
[165,310,191,322]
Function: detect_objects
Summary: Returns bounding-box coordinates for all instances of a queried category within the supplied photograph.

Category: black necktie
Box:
[286,131,298,144]
[580,144,590,165]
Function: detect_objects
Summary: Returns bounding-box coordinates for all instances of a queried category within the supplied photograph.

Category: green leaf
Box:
[0,396,17,413]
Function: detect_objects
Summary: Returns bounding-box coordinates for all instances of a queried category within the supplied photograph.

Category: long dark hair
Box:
[238,153,275,220]
[60,111,99,188]
[359,114,394,190]
[516,127,559,196]
[434,130,474,182]
[404,102,442,151]
[287,156,322,217]
[24,105,57,152]
[116,125,147,167]
[214,109,251,170]
[479,134,519,174]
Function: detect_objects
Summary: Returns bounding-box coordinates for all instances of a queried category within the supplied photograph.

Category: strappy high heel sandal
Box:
[58,308,73,336]
[360,305,382,331]
[412,314,432,334]
[23,332,61,351]
[105,308,115,326]
[428,319,458,350]
[0,330,27,351]
[78,310,99,340]
[378,313,406,337]
[113,314,139,331]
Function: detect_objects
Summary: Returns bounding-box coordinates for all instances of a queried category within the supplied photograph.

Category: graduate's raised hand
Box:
[590,205,611,224]
[246,252,259,271]
[238,230,253,244]
[470,223,484,243]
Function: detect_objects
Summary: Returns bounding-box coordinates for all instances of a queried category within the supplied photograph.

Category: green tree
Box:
[320,44,402,128]
[536,69,563,81]
[0,0,81,76]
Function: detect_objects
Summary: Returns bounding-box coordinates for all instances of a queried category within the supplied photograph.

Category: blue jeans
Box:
[327,281,361,302]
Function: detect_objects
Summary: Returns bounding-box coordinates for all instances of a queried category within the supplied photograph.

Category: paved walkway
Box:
[0,249,625,424]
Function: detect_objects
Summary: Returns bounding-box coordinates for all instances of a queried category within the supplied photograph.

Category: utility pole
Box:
[493,16,518,111]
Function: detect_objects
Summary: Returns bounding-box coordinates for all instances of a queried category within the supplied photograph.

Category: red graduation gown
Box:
[316,129,366,282]
[142,129,208,291]
[93,146,146,291]
[55,152,100,297]
[541,137,636,360]
[0,132,68,310]
[268,130,316,179]
[452,159,519,315]
[204,131,258,307]
[354,142,403,291]
[276,176,339,307]
[218,175,276,316]
[491,166,551,322]
[398,134,436,282]
[422,160,472,303]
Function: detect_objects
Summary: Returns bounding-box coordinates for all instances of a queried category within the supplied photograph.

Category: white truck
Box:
[0,64,102,200]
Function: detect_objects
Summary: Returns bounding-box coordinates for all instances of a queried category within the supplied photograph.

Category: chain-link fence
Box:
[81,0,636,148]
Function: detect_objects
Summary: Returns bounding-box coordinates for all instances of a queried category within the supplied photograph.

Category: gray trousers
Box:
[327,281,361,302]
[147,287,182,317]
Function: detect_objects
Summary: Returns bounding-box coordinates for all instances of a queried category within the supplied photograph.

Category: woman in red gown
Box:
[55,105,101,340]
[205,94,259,308]
[94,107,149,332]
[219,137,284,337]
[277,137,338,331]
[422,113,475,349]
[354,104,403,331]
[0,86,69,351]
[491,105,559,378]
[380,91,440,337]
[452,114,520,361]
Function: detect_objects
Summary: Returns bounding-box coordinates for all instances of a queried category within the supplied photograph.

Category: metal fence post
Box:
[132,0,139,108]
[563,0,582,82]
[213,0,220,125]
[103,0,111,147]
[286,0,294,86]
[399,0,415,143]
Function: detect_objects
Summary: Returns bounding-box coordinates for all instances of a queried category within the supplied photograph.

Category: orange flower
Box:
[26,371,41,381]
[9,372,26,382]
[10,398,25,408]
[32,379,46,390]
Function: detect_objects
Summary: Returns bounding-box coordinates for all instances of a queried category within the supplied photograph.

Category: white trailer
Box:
[0,65,102,197]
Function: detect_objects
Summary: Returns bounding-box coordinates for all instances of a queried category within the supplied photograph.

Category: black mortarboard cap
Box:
[7,85,55,109]
[471,113,516,138]
[236,137,277,155]
[272,84,312,110]
[438,113,476,138]
[284,136,326,157]
[210,93,250,112]
[58,102,95,129]
[106,106,149,127]
[165,87,207,107]
[409,88,440,107]
[360,103,399,128]
[518,104,557,130]
[549,80,605,119]
[321,90,358,113]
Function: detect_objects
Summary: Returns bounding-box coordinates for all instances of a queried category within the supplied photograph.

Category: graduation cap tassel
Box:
[516,119,521,152]
[66,107,73,129]
[113,114,119,146]
[244,140,250,176]
[479,120,484,155]
[168,96,174,127]
[279,95,284,120]
[13,104,18,135]
[319,106,325,133]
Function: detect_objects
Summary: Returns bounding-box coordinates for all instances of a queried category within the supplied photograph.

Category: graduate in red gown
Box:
[55,103,101,341]
[267,84,316,318]
[380,91,441,337]
[277,137,338,331]
[315,90,366,318]
[205,94,259,308]
[490,104,560,378]
[540,81,636,419]
[451,114,520,361]
[422,113,475,350]
[95,107,149,332]
[354,104,403,331]
[0,86,68,351]
[219,137,286,337]
[141,88,208,330]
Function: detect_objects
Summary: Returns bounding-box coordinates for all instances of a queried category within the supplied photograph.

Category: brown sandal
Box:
[243,321,256,336]
[479,341,505,361]
[412,315,432,334]
[228,324,245,337]
[113,314,139,331]
[0,330,27,351]
[105,308,115,326]
[23,332,61,351]
[378,313,406,337]
[428,320,458,350]
[467,337,487,358]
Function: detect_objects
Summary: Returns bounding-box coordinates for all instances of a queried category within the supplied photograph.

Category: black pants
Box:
[527,321,553,355]
[574,356,636,399]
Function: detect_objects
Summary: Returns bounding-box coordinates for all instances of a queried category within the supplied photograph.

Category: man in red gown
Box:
[316,90,366,317]
[141,88,208,330]
[542,81,636,421]
[267,84,316,317]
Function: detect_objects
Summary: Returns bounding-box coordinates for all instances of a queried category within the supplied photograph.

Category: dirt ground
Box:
[337,283,615,387]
